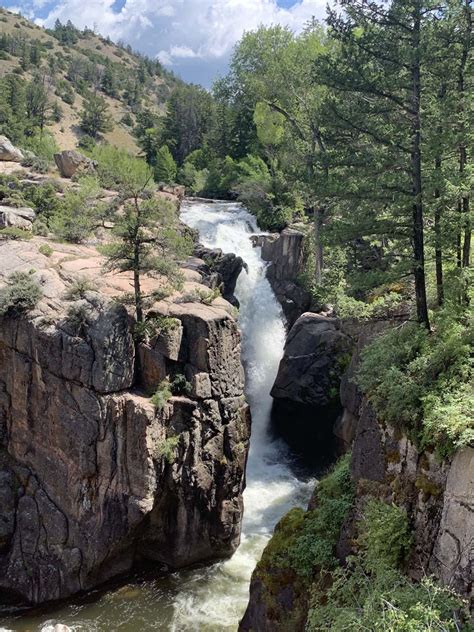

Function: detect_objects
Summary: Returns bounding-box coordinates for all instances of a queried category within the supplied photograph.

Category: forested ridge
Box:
[0,5,181,156]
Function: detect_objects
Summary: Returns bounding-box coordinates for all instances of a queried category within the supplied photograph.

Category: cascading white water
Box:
[0,200,313,632]
[170,200,314,630]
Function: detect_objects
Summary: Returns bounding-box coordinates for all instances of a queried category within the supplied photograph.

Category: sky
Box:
[0,0,327,86]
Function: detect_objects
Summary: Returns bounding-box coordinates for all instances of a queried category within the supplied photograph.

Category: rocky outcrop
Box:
[190,245,244,306]
[430,448,473,595]
[54,151,97,179]
[342,395,473,599]
[0,137,23,163]
[0,238,249,607]
[252,228,310,326]
[159,184,186,199]
[270,313,352,466]
[0,206,36,230]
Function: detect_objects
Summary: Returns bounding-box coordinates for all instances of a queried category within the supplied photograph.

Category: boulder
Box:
[272,313,352,406]
[54,150,96,178]
[271,313,352,466]
[0,136,23,162]
[0,206,36,230]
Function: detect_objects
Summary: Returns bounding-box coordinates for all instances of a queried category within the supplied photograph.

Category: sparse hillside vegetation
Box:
[0,6,181,155]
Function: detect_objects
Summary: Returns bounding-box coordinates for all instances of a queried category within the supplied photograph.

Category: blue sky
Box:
[0,0,327,86]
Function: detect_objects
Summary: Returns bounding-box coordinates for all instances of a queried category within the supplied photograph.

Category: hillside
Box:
[0,6,181,154]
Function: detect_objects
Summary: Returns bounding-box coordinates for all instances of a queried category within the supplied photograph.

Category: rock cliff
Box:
[251,228,310,327]
[270,313,352,467]
[241,316,473,630]
[0,238,250,607]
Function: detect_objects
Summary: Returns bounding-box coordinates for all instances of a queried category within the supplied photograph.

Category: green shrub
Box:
[287,454,355,576]
[359,500,412,574]
[422,384,474,459]
[307,560,469,631]
[171,373,192,396]
[24,183,61,221]
[151,380,172,411]
[77,134,96,152]
[49,177,103,242]
[22,132,59,162]
[307,496,466,630]
[21,155,49,174]
[65,303,90,335]
[0,227,33,240]
[121,112,133,127]
[0,271,42,316]
[134,315,179,342]
[39,243,53,257]
[64,277,96,300]
[357,312,473,455]
[257,455,354,582]
[158,435,180,464]
[32,220,49,236]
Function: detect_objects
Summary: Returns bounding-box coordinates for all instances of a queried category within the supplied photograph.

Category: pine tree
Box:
[317,0,451,329]
[99,156,189,324]
[80,93,113,138]
[154,146,177,184]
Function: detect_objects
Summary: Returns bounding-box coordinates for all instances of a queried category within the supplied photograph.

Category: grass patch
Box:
[39,243,54,257]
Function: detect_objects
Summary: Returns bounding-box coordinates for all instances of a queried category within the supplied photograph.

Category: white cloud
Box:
[35,0,327,84]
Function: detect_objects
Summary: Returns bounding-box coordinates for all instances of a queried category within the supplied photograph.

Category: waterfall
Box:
[171,200,314,630]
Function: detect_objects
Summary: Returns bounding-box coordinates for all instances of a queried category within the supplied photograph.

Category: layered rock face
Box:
[0,238,249,606]
[190,245,244,306]
[270,313,352,466]
[252,228,310,327]
[340,348,474,597]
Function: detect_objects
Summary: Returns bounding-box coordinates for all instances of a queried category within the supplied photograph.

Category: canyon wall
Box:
[0,238,250,606]
[241,315,473,631]
[252,228,311,327]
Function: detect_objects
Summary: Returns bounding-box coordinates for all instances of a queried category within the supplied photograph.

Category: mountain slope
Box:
[0,7,181,153]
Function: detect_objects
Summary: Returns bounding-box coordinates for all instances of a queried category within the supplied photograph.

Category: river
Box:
[1,200,313,632]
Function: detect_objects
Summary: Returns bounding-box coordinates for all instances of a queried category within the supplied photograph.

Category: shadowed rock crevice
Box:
[270,312,352,469]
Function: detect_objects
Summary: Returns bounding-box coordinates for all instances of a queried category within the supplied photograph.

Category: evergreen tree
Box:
[25,78,50,132]
[154,146,177,184]
[316,0,456,329]
[80,93,113,138]
[101,62,118,98]
[160,84,214,164]
[99,156,189,324]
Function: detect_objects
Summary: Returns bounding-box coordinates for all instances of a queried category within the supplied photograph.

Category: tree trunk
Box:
[459,0,471,269]
[462,214,471,268]
[434,158,444,307]
[314,207,324,284]
[411,2,430,330]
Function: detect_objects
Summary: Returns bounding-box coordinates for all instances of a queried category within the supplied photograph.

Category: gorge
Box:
[0,199,318,630]
[0,1,472,625]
